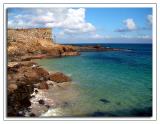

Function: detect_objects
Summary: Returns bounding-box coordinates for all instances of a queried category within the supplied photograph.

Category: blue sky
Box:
[8,8,152,44]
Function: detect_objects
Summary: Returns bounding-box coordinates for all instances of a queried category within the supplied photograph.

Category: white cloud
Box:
[120,35,151,40]
[147,14,152,25]
[56,32,109,42]
[45,8,96,34]
[91,34,110,40]
[120,35,132,39]
[138,35,151,39]
[123,18,136,30]
[8,8,107,42]
[8,8,96,34]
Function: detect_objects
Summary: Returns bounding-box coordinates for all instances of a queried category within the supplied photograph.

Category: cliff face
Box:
[7,28,79,61]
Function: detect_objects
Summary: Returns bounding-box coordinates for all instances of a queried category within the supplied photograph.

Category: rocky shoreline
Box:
[75,45,124,52]
[8,60,72,116]
[7,28,125,117]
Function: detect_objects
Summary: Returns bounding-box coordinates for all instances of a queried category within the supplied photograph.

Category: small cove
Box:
[34,44,152,117]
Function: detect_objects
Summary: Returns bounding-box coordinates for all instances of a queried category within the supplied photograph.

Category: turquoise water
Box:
[35,44,152,117]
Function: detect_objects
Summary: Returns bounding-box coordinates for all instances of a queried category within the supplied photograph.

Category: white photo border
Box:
[3,3,157,121]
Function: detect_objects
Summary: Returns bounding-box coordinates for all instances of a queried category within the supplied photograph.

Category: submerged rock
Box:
[61,102,70,108]
[45,105,50,109]
[16,111,25,117]
[49,72,71,83]
[116,102,121,106]
[38,99,45,105]
[29,113,36,117]
[34,89,39,94]
[99,98,110,104]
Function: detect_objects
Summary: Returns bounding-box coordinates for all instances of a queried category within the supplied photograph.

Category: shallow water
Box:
[35,44,152,117]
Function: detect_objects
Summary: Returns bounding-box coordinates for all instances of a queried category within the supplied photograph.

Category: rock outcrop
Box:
[8,28,80,61]
[49,72,72,83]
[7,61,72,116]
[7,28,123,62]
[75,45,123,52]
[7,61,50,116]
[7,28,77,116]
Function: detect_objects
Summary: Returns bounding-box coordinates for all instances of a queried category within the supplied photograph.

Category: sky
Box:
[7,8,152,44]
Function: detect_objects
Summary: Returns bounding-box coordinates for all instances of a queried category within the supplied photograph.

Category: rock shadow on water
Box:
[87,106,152,117]
[116,102,121,106]
[61,101,70,108]
[99,98,110,104]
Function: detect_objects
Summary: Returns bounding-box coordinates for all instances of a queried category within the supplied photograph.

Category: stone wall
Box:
[8,28,54,43]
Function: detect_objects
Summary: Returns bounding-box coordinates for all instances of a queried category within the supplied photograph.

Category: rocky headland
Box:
[8,28,80,62]
[7,28,78,116]
[7,28,123,117]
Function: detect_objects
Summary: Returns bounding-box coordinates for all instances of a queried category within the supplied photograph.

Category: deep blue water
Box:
[35,43,152,117]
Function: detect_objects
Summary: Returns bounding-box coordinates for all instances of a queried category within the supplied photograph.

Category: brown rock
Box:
[20,97,31,107]
[8,62,21,68]
[8,62,20,74]
[23,68,40,83]
[7,83,34,116]
[46,48,61,57]
[49,72,71,83]
[17,66,49,84]
[21,56,32,61]
[8,83,18,93]
[61,52,80,56]
[38,82,49,90]
[34,67,49,80]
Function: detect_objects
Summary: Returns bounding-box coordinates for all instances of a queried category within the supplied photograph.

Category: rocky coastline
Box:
[7,28,78,116]
[7,28,124,117]
[8,61,73,116]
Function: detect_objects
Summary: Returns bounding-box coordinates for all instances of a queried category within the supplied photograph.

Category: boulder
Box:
[17,66,49,84]
[7,83,34,116]
[46,80,55,86]
[38,82,49,90]
[8,62,20,74]
[23,68,40,83]
[38,99,45,105]
[8,62,21,68]
[49,72,71,83]
[34,67,49,80]
[8,83,18,93]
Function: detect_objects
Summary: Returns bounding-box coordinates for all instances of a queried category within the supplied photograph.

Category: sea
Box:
[34,43,152,117]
